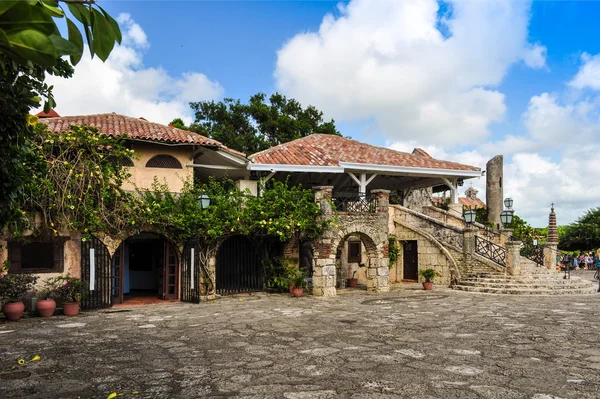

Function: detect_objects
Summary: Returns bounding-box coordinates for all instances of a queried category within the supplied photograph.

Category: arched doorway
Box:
[112,233,179,304]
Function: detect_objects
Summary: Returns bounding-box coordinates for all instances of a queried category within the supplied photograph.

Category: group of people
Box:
[560,251,600,270]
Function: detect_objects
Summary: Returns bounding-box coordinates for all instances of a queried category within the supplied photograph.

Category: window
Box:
[145,154,182,169]
[347,241,361,263]
[8,240,64,273]
[106,155,134,167]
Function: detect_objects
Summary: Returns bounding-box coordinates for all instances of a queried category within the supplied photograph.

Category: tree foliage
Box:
[0,0,121,69]
[559,207,600,251]
[178,92,341,154]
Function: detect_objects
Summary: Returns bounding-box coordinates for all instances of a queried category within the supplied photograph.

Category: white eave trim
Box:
[338,162,482,178]
[248,163,345,173]
[216,149,248,165]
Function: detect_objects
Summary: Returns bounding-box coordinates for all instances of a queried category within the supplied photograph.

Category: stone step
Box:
[457,280,593,290]
[453,285,598,295]
[468,273,567,280]
[460,276,589,284]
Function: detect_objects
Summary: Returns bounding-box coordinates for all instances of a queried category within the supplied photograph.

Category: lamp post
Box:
[500,197,514,228]
[197,194,210,210]
[463,209,476,226]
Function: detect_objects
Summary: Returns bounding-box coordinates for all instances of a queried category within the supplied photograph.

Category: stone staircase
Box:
[453,263,598,295]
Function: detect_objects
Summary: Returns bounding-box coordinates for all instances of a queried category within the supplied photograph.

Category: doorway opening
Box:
[112,233,179,305]
[402,240,418,281]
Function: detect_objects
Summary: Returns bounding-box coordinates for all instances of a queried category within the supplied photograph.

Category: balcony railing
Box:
[332,193,376,213]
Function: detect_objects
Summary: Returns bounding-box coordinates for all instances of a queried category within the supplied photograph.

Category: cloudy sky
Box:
[46,0,600,227]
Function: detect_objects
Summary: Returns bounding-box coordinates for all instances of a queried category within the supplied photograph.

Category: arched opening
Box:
[112,233,179,305]
[145,154,182,169]
[334,232,379,289]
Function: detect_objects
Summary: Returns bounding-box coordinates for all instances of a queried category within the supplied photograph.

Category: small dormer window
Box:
[145,155,182,169]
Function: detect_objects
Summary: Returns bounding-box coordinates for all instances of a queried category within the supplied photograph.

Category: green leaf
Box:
[6,28,56,67]
[91,9,114,61]
[49,34,79,56]
[0,1,56,35]
[40,1,63,18]
[0,1,19,16]
[67,2,90,25]
[98,5,121,44]
[0,28,7,45]
[66,17,83,65]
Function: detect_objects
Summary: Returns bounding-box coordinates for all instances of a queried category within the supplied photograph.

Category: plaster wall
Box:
[122,142,194,192]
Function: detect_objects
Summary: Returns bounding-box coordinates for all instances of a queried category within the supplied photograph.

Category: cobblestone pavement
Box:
[1,281,599,399]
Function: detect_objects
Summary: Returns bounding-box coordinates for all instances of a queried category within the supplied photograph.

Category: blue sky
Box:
[48,1,600,226]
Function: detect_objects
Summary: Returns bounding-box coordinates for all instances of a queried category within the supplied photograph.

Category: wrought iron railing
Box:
[332,194,376,213]
[520,242,544,266]
[475,235,506,267]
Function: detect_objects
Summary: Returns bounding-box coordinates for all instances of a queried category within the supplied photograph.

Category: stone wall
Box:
[404,187,433,211]
[312,187,390,296]
[486,155,503,229]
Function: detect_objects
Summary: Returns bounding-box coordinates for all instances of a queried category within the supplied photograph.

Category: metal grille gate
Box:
[181,239,201,303]
[81,236,112,309]
[216,236,263,295]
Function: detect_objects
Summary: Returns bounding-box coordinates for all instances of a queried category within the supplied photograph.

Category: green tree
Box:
[559,207,600,251]
[185,92,341,154]
[0,0,121,228]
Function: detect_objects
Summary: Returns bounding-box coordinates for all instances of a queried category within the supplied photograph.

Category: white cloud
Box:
[569,52,600,90]
[275,0,544,146]
[45,13,223,125]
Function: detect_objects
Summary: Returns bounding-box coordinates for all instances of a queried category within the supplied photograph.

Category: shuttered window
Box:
[348,241,361,263]
[7,241,64,273]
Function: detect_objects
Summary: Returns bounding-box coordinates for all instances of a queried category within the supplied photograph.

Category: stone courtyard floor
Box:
[1,279,600,398]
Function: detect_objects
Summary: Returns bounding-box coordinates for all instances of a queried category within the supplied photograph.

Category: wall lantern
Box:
[463,209,476,225]
[504,197,514,209]
[197,194,210,210]
[457,178,464,187]
[500,210,514,226]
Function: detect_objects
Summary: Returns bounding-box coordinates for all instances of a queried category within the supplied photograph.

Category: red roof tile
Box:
[250,134,480,172]
[36,109,61,118]
[432,196,486,209]
[38,113,245,157]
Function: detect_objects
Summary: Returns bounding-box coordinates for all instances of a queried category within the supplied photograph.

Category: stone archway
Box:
[313,219,389,296]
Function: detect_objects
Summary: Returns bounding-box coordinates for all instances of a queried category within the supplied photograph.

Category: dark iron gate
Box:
[181,239,201,303]
[216,236,264,295]
[81,236,112,310]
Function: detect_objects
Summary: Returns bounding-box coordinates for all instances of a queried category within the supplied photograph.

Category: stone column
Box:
[312,256,337,297]
[366,257,390,292]
[463,228,477,255]
[543,242,558,271]
[499,228,513,247]
[486,155,503,229]
[370,189,390,213]
[505,241,522,276]
[312,186,337,297]
[548,206,558,243]
[313,186,334,215]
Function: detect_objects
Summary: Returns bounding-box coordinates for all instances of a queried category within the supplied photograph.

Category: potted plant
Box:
[347,263,365,288]
[53,275,87,316]
[0,273,38,321]
[35,279,59,317]
[419,268,441,290]
[290,272,306,297]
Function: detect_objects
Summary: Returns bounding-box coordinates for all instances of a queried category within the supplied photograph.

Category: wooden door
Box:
[111,244,124,304]
[181,240,201,303]
[403,241,418,281]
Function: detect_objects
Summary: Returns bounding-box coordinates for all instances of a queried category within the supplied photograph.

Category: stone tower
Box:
[486,155,503,228]
[548,204,558,243]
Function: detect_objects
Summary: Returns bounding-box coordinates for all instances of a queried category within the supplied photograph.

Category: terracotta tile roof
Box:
[412,148,432,158]
[432,196,486,209]
[36,109,61,118]
[250,134,480,172]
[38,112,246,157]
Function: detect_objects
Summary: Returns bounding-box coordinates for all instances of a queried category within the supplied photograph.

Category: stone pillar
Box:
[486,155,503,229]
[370,189,390,213]
[447,203,463,219]
[312,256,337,297]
[505,241,522,276]
[499,228,513,247]
[366,257,390,292]
[543,242,558,271]
[236,179,258,197]
[463,228,477,255]
[313,186,334,215]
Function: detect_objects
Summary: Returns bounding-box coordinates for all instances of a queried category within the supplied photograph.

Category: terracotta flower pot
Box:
[291,287,303,297]
[36,299,56,317]
[62,302,80,316]
[423,282,433,290]
[289,284,294,293]
[2,301,25,321]
[347,278,358,288]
